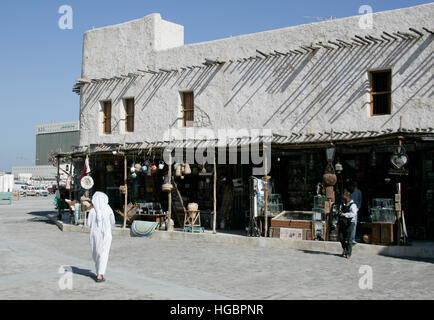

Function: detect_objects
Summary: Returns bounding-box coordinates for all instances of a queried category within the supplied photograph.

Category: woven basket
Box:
[323,173,337,186]
[187,203,199,212]
[184,163,192,175]
[162,183,173,193]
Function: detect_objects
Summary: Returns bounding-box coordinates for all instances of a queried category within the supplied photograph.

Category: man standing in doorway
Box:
[349,181,362,243]
[338,191,358,259]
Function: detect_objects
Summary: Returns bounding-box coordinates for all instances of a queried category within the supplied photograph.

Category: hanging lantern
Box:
[326,147,336,163]
[309,154,314,170]
[354,155,360,171]
[371,150,377,167]
[335,158,343,174]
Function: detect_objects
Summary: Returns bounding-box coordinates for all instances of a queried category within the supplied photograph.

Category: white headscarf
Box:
[92,192,112,228]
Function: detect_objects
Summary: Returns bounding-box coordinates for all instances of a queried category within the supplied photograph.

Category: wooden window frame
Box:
[181,91,194,128]
[369,69,392,116]
[124,98,135,133]
[102,101,112,134]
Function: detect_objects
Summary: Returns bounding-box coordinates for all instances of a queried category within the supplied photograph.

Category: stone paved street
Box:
[1,197,433,300]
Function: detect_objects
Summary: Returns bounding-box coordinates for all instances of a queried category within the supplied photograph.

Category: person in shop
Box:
[218,173,234,229]
[349,181,362,243]
[55,187,69,220]
[338,191,358,259]
[87,191,115,283]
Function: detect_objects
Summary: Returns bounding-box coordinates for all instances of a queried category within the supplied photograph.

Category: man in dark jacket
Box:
[338,191,358,259]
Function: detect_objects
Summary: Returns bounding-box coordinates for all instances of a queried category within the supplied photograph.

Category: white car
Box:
[25,187,37,197]
[36,187,49,197]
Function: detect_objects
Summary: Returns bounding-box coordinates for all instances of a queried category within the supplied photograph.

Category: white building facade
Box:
[69,4,434,239]
[76,4,433,147]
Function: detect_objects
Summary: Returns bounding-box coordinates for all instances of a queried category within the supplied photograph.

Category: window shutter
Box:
[182,92,194,127]
[103,101,112,134]
[126,99,135,132]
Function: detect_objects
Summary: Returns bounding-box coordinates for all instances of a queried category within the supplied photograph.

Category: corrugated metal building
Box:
[35,122,80,165]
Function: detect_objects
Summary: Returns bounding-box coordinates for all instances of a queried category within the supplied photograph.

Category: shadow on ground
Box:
[70,267,96,281]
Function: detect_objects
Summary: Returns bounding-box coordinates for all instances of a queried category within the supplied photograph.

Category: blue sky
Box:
[0,0,432,172]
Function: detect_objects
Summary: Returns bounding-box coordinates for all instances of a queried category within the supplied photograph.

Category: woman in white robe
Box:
[87,192,115,282]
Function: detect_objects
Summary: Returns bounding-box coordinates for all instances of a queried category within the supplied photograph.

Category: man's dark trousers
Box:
[338,221,355,257]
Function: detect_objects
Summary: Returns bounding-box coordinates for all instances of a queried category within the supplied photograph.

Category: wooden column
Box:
[56,156,60,189]
[68,159,73,200]
[264,149,269,238]
[168,151,172,229]
[213,156,217,234]
[167,126,173,231]
[123,155,128,229]
[396,182,402,245]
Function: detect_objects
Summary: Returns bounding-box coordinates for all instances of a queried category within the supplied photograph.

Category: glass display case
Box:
[369,198,396,223]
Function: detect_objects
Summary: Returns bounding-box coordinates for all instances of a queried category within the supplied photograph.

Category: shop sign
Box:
[280,228,303,240]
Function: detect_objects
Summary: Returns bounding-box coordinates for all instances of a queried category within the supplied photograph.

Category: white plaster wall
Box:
[81,14,183,79]
[79,4,434,147]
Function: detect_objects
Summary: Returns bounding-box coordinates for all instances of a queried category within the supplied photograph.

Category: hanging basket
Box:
[176,165,182,177]
[162,183,173,193]
[80,176,94,190]
[119,185,127,194]
[184,163,192,175]
[323,173,337,186]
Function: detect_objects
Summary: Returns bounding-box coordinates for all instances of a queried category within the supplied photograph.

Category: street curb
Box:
[48,214,434,260]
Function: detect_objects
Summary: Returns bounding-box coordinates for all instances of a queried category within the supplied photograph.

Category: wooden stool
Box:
[184,210,201,233]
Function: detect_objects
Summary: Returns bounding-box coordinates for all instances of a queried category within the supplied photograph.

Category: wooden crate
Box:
[371,222,394,245]
[271,220,312,229]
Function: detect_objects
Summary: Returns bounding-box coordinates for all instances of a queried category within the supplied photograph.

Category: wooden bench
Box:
[0,192,13,205]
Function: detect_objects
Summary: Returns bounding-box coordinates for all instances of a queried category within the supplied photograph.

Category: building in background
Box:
[11,122,79,185]
[36,122,80,165]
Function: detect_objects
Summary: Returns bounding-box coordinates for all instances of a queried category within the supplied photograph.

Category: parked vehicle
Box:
[47,185,57,194]
[36,187,49,197]
[25,187,37,197]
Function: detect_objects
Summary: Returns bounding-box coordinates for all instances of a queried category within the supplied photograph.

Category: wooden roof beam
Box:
[328,40,343,48]
[422,27,434,35]
[409,28,424,37]
[354,35,372,45]
[383,32,398,41]
[256,50,269,58]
